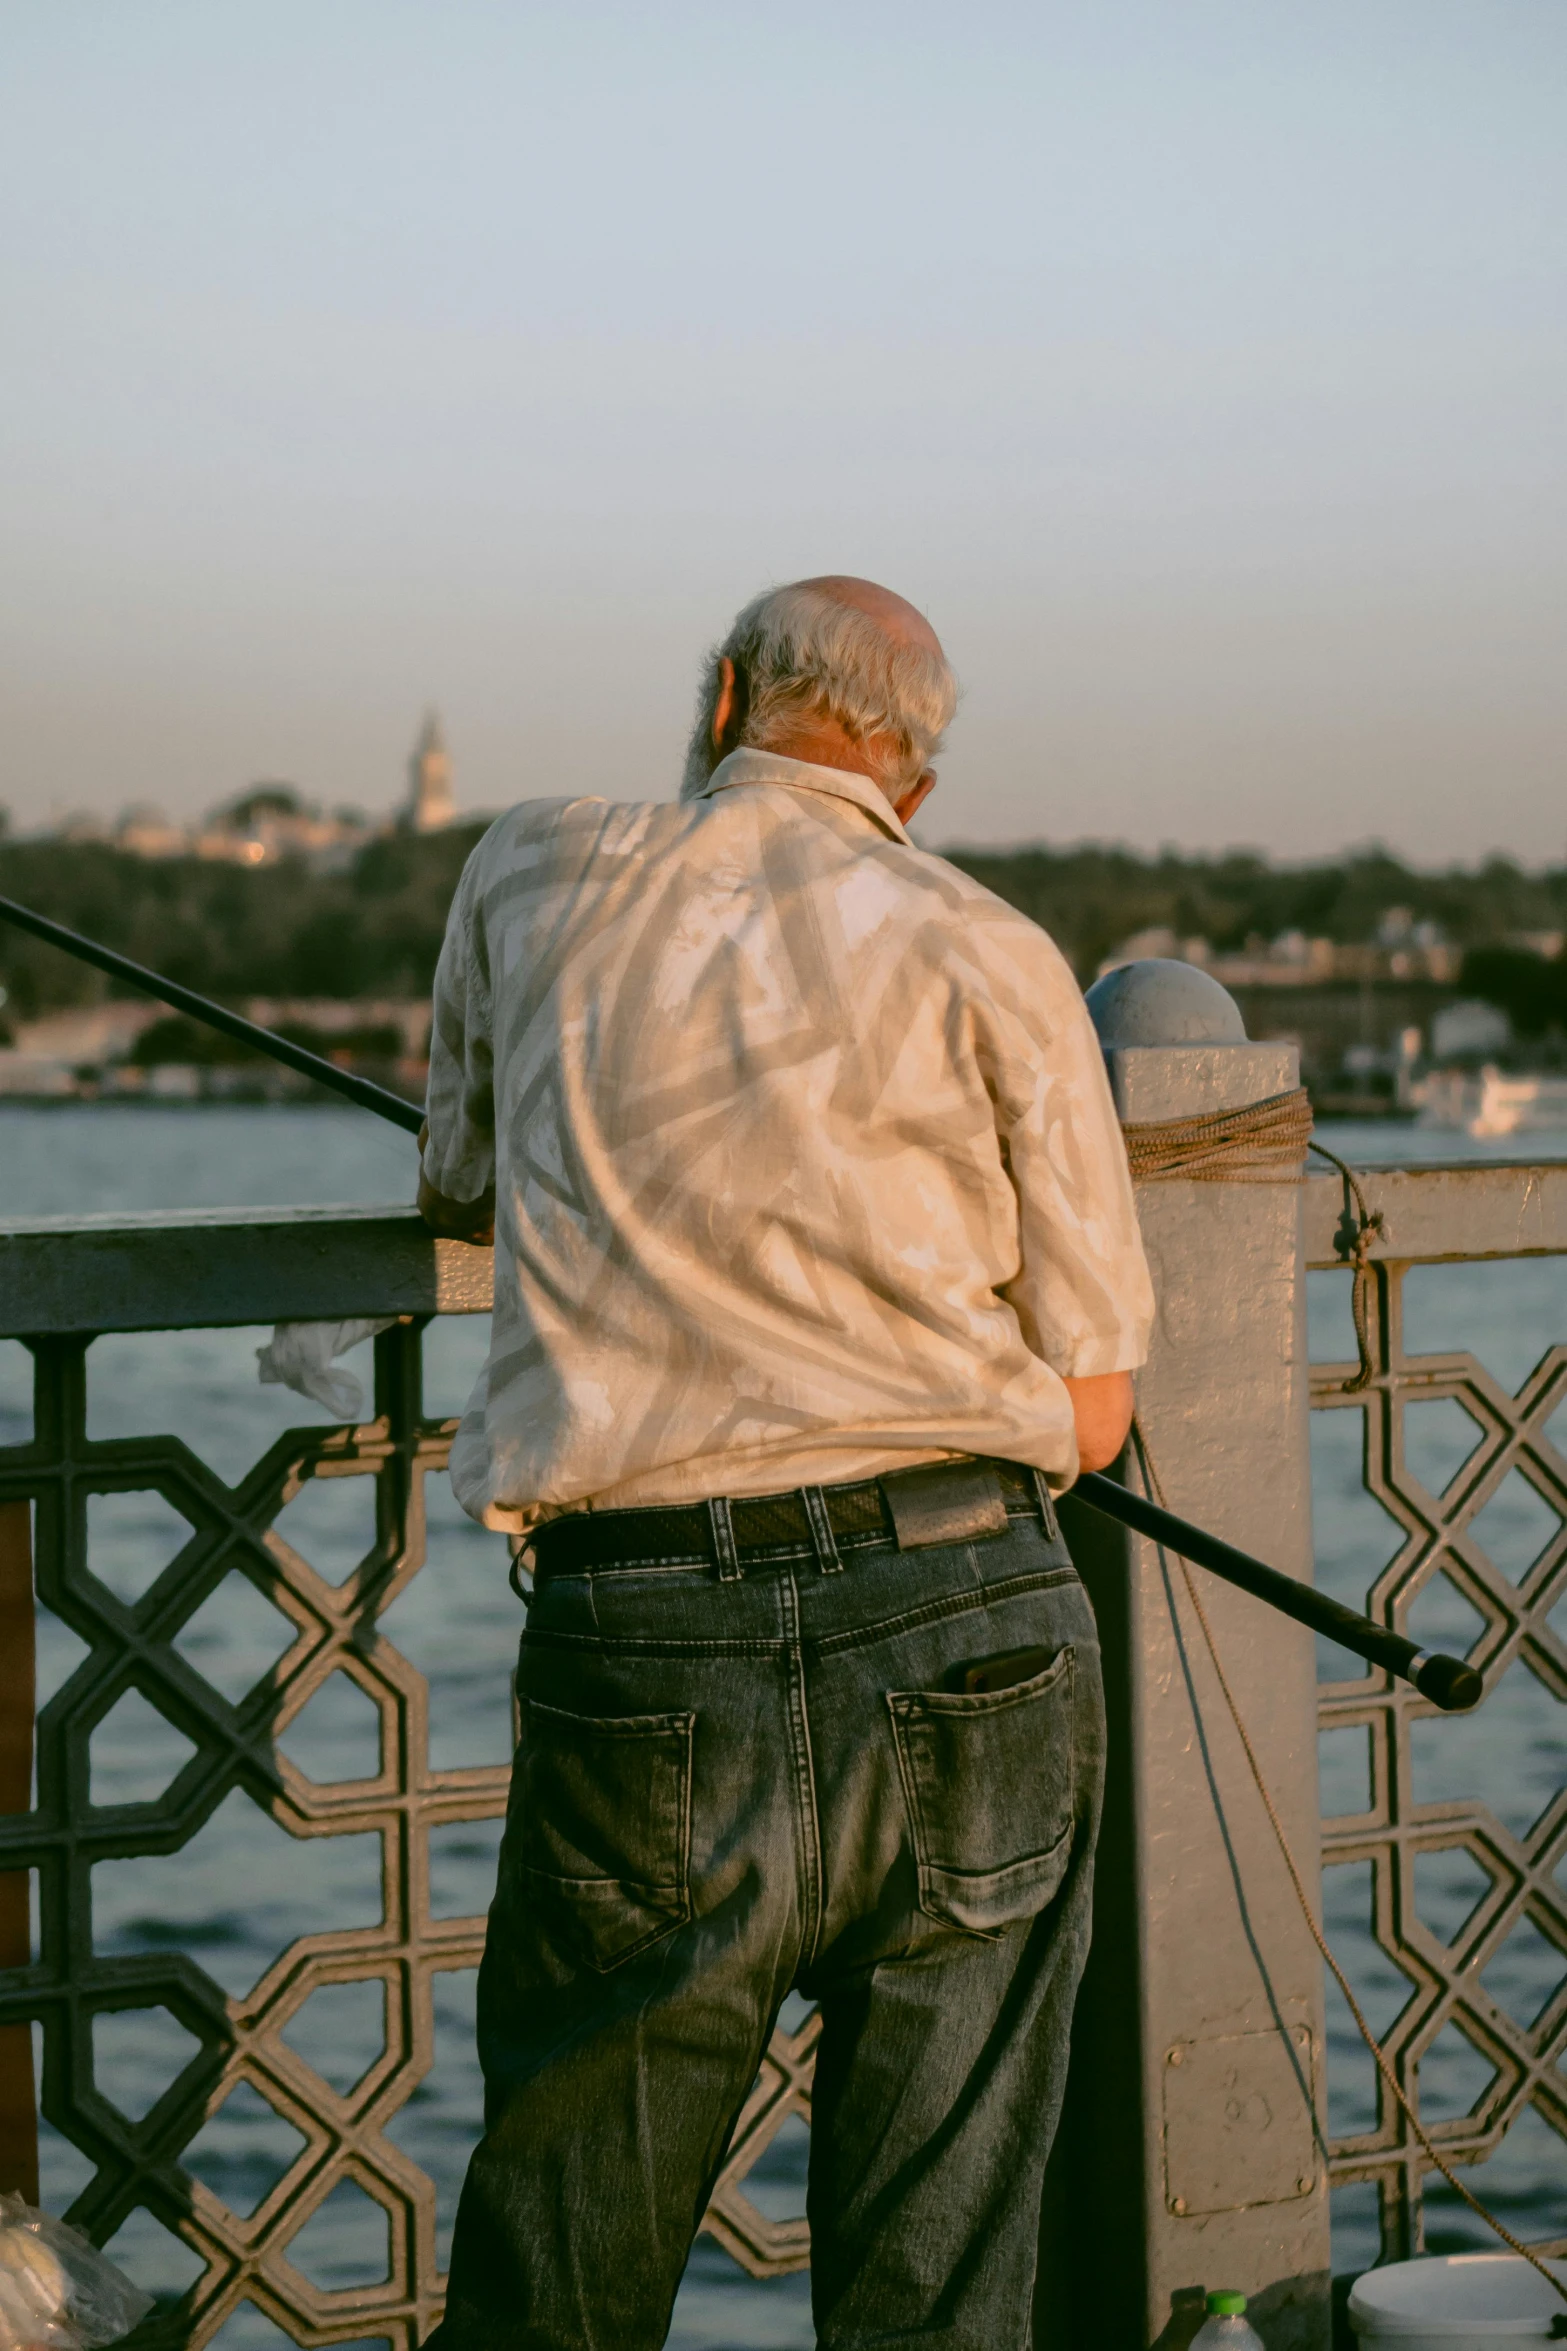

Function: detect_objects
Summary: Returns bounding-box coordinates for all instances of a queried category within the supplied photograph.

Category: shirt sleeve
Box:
[422,840,496,1205]
[973,916,1154,1380]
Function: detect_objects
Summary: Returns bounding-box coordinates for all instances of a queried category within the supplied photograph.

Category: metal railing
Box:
[1,1160,1563,2343]
[1303,1161,1567,2267]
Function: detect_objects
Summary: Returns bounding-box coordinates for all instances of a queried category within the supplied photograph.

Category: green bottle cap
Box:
[1208,2291,1248,2316]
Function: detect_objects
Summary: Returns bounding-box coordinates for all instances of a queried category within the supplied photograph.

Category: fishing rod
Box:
[1,893,1482,1710]
[0,892,424,1135]
[1074,1471,1482,1711]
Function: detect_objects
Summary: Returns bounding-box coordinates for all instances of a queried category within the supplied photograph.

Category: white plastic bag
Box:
[255,1319,395,1419]
[0,2194,153,2351]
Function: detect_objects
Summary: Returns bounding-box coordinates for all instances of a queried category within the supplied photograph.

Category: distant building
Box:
[37,711,457,862]
[55,810,109,844]
[1430,999,1512,1063]
[1095,926,1214,975]
[1268,929,1338,978]
[0,1001,165,1099]
[114,804,189,859]
[403,713,455,831]
[1098,925,1459,988]
[193,786,370,871]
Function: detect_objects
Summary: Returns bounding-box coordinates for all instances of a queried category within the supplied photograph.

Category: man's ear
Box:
[891,769,937,827]
[710,656,746,755]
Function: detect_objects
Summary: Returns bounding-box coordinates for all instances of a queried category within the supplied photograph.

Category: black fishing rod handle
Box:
[1409,1651,1484,1712]
[1073,1471,1483,1712]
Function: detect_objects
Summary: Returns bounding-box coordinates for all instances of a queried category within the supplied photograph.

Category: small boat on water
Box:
[1416,1064,1567,1138]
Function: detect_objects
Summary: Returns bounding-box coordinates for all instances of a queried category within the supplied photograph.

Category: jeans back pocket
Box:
[888,1646,1077,1936]
[519,1697,695,1971]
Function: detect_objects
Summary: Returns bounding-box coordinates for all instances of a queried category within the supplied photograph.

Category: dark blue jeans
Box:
[430,1495,1105,2351]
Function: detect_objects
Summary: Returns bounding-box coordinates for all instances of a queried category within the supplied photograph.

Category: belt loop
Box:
[507,1537,536,1606]
[800,1485,844,1574]
[1031,1468,1061,1545]
[708,1495,743,1582]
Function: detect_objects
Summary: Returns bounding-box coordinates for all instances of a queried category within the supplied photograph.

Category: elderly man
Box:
[419,577,1152,2351]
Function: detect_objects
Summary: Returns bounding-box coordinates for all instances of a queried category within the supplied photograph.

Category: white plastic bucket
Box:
[1349,2255,1567,2349]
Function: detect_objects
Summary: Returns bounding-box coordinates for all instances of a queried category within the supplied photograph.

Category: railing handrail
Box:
[3,1158,1565,1337]
[0,1203,492,1336]
[0,1200,415,1238]
[1301,1154,1567,1268]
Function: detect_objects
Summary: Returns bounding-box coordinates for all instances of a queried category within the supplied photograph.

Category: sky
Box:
[2,2,1564,862]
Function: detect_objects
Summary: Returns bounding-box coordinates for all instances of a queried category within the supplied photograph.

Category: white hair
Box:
[681,581,958,799]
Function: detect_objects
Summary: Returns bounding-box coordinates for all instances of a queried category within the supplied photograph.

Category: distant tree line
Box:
[2,823,1564,1029]
[0,823,490,1025]
[940,841,1567,981]
[1457,947,1567,1038]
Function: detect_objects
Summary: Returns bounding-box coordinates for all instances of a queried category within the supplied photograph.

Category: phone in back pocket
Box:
[956,1645,1056,1695]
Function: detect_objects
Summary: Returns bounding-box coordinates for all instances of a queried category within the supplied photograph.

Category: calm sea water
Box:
[2,1105,1564,2334]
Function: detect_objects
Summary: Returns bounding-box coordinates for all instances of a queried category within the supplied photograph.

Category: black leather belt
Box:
[526,1456,1054,1582]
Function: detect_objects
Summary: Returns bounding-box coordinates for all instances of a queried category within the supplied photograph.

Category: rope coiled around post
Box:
[1119,1085,1316,1183]
[1117,1084,1386,1393]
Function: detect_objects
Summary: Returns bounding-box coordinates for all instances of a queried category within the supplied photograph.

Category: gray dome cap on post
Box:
[1083,958,1248,1048]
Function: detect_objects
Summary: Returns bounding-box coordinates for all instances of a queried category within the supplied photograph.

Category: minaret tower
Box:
[405,712,455,831]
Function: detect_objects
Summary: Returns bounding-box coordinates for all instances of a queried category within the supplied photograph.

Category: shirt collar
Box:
[698,746,912,846]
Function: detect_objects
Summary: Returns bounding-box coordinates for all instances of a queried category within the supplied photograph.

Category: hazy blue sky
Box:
[3,2,1564,860]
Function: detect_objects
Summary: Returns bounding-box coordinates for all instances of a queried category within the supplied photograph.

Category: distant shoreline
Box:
[0,1093,417,1112]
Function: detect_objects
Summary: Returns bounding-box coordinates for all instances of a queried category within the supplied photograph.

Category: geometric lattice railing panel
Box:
[1312,1256,1567,2268]
[0,1317,817,2348]
[0,1323,497,2348]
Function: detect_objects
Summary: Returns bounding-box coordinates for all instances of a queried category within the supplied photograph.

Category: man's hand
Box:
[416,1121,495,1247]
[1062,1371,1135,1474]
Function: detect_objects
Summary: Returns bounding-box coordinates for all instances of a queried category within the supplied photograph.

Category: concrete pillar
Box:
[1038,961,1329,2351]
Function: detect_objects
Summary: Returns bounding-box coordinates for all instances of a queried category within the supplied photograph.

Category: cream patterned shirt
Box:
[423,748,1153,1532]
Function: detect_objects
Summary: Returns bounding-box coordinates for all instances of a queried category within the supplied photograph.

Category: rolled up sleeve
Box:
[422,847,496,1205]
